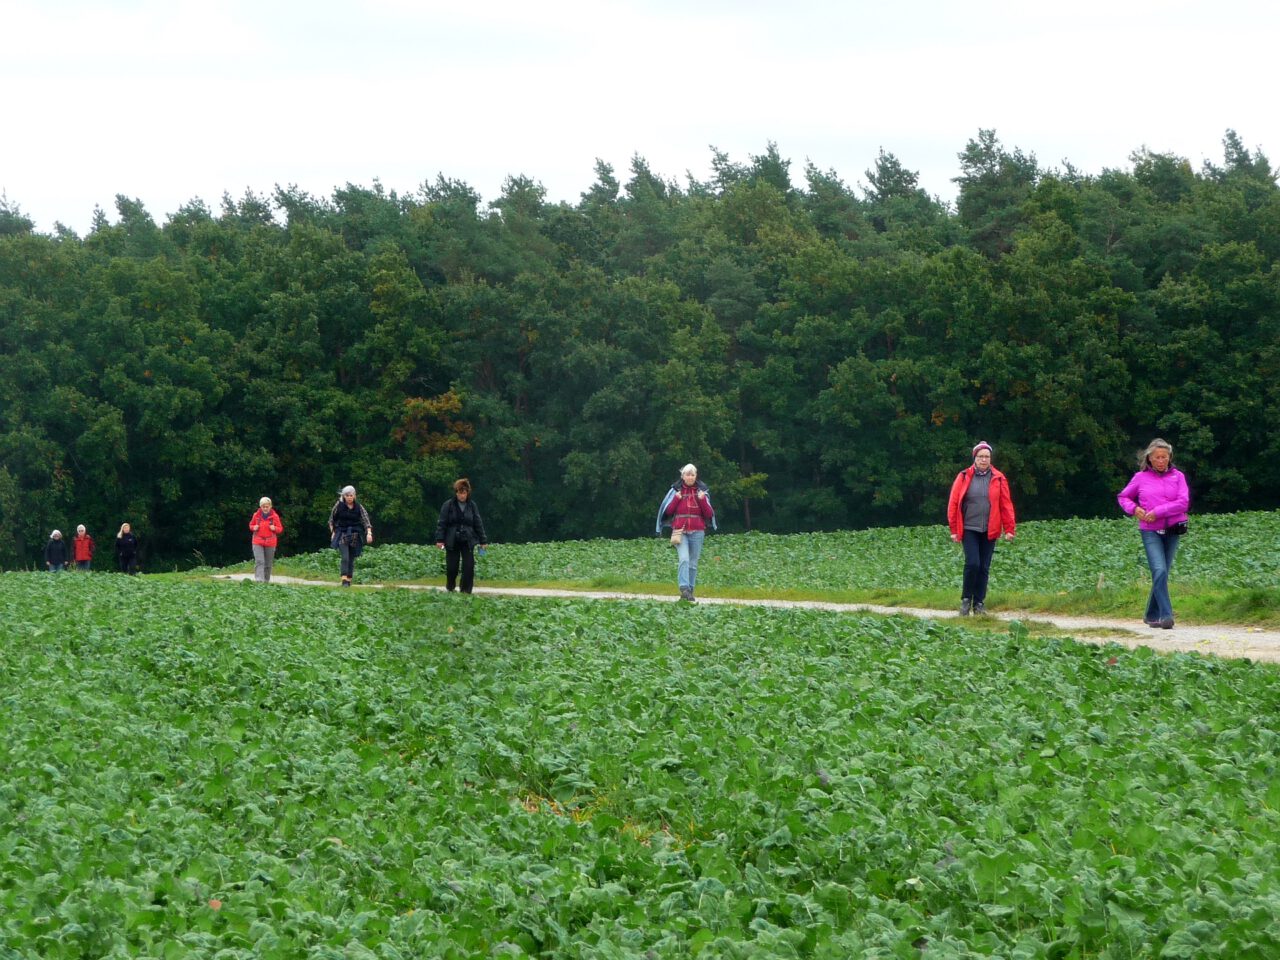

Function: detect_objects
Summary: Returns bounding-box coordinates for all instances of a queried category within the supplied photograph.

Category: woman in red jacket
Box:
[946,441,1016,615]
[249,497,284,582]
[72,524,95,571]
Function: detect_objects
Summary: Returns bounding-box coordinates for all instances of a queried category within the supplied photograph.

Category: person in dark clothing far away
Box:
[116,523,140,575]
[45,530,68,572]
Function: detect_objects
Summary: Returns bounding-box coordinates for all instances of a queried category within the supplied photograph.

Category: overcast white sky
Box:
[3,0,1277,235]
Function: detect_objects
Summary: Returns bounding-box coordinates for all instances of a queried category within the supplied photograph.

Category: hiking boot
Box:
[959,598,972,616]
[1159,617,1174,629]
[678,587,691,602]
[973,601,986,615]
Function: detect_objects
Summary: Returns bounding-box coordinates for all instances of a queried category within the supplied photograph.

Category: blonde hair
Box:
[1140,438,1173,469]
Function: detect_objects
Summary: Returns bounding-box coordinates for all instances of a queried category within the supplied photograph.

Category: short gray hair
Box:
[680,463,697,476]
[1140,438,1172,469]
[340,485,356,496]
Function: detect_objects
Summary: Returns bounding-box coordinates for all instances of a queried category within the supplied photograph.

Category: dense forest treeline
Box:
[2,130,1278,566]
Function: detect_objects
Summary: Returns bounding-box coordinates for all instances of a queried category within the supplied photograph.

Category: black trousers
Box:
[446,543,475,593]
[961,529,996,602]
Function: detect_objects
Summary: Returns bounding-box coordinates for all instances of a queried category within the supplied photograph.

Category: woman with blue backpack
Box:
[656,464,716,603]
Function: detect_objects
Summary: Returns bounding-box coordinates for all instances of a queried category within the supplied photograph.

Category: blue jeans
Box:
[677,529,705,592]
[961,530,996,603]
[1140,529,1180,622]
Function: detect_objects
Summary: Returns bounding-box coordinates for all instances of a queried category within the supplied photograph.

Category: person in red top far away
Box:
[946,441,1016,616]
[72,524,95,571]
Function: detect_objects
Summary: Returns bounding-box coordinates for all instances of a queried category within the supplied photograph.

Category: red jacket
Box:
[73,534,95,562]
[250,509,284,548]
[664,484,715,532]
[947,466,1016,541]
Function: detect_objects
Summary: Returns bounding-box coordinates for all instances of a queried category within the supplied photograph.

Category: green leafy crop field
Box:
[3,574,1278,957]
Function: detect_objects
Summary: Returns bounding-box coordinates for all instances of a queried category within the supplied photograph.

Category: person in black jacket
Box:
[328,486,374,587]
[44,530,68,572]
[116,523,139,574]
[433,478,489,593]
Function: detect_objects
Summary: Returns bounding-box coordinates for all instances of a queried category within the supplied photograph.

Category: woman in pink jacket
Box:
[1117,439,1189,629]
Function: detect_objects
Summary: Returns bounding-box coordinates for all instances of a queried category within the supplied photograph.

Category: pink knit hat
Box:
[972,441,992,457]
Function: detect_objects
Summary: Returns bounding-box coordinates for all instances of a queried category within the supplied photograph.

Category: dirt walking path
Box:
[215,574,1280,664]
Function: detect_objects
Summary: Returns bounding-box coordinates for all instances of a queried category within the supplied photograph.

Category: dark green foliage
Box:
[2,131,1279,566]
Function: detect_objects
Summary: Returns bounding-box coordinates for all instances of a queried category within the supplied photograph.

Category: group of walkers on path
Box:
[42,523,139,574]
[44,437,1191,628]
[248,481,490,593]
[943,437,1190,629]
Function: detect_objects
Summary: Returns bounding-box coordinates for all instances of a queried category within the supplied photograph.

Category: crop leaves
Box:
[1,573,1278,956]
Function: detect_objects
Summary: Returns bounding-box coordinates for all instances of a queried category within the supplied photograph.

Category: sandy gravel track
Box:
[215,574,1280,664]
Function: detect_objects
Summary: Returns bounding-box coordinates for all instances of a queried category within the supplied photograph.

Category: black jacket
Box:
[45,538,68,566]
[434,498,488,550]
[116,533,138,559]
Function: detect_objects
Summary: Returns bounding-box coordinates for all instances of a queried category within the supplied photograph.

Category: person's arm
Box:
[434,501,450,546]
[359,504,374,541]
[946,473,965,541]
[1117,474,1141,516]
[1150,472,1190,520]
[999,477,1016,539]
[473,504,489,545]
[271,511,283,534]
[328,501,340,534]
[698,491,714,522]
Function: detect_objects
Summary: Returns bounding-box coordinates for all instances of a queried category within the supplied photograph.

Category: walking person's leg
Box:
[459,544,476,593]
[685,531,705,599]
[1140,529,1173,624]
[974,535,997,611]
[253,544,267,582]
[676,533,692,599]
[263,546,275,583]
[960,530,982,612]
[1164,533,1181,621]
[339,540,355,584]
[445,547,460,591]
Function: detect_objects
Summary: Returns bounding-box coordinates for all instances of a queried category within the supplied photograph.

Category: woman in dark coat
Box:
[116,523,139,575]
[434,478,489,593]
[44,530,68,572]
[328,485,374,587]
